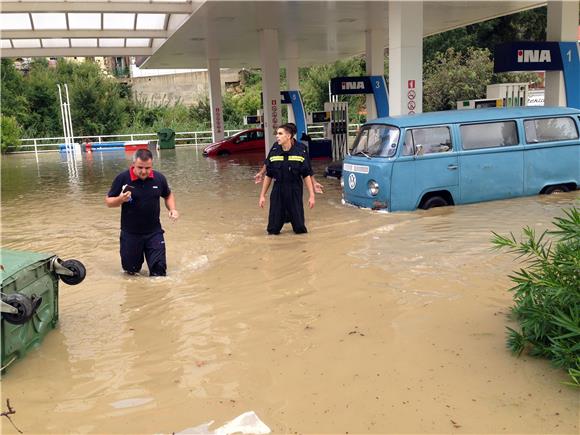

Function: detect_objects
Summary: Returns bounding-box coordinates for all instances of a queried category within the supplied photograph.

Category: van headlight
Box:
[368,180,379,196]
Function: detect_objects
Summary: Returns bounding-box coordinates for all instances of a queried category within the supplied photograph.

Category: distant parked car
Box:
[203,128,265,156]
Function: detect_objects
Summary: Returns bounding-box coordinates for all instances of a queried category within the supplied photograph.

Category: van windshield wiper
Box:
[354,150,371,159]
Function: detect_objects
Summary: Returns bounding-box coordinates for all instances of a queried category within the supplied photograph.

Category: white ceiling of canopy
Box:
[0,0,197,56]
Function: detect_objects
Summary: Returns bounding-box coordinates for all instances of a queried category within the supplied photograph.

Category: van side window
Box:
[403,130,414,156]
[460,121,518,150]
[403,126,452,155]
[524,117,579,143]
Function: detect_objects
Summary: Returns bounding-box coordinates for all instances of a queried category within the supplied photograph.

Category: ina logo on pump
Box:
[348,173,357,190]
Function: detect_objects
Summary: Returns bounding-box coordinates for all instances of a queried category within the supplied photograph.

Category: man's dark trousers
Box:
[120,230,166,276]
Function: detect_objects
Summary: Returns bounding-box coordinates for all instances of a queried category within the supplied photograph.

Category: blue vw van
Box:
[342,107,580,211]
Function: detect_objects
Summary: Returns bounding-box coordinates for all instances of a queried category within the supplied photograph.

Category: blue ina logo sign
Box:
[331,76,373,95]
[495,42,562,72]
[517,49,551,63]
[494,41,579,109]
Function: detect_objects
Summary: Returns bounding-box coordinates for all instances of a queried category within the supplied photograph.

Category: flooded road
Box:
[1,148,578,434]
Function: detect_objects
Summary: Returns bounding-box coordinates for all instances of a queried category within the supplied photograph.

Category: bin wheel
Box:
[2,293,34,325]
[59,259,86,285]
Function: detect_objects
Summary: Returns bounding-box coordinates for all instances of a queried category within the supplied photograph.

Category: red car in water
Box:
[203,128,265,156]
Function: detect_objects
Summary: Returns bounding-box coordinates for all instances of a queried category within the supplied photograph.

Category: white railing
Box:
[7,124,361,154]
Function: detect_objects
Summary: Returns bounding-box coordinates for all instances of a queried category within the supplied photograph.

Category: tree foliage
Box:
[1,59,29,125]
[2,59,128,138]
[492,208,580,387]
[424,48,494,112]
[64,61,128,136]
[423,47,541,112]
[0,116,22,153]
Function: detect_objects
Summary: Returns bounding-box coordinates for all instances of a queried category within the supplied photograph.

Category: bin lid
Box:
[158,127,175,134]
[0,249,55,283]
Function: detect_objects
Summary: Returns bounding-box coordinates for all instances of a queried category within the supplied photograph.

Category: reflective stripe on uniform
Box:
[288,156,305,162]
[269,156,284,162]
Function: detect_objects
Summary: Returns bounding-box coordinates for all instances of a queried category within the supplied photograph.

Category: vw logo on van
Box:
[348,173,357,190]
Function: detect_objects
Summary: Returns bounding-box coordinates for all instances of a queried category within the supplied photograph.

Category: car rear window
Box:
[460,121,519,150]
[524,117,579,143]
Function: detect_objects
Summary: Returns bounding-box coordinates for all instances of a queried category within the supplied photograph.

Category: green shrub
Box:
[1,116,22,153]
[492,207,580,387]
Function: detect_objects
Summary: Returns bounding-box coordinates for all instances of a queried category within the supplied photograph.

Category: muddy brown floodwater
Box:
[1,148,578,434]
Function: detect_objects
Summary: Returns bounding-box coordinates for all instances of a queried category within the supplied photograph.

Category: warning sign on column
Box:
[407,80,417,115]
[271,99,279,130]
[214,107,222,133]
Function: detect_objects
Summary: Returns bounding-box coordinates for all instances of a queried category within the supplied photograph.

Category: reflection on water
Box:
[1,148,579,434]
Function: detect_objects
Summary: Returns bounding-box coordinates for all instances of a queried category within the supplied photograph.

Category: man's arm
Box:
[164,192,179,221]
[312,175,324,194]
[254,164,267,184]
[105,190,131,207]
[105,175,130,207]
[304,175,315,209]
[259,176,272,208]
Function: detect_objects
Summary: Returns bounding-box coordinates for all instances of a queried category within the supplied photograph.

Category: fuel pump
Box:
[243,114,263,126]
[325,101,349,161]
[325,75,389,162]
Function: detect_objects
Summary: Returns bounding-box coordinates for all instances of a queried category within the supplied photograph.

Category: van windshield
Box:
[351,125,400,157]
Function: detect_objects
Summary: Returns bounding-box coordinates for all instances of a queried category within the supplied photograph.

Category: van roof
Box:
[371,106,580,128]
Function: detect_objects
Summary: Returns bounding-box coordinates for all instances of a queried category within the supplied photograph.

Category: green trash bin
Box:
[1,248,86,372]
[157,127,176,149]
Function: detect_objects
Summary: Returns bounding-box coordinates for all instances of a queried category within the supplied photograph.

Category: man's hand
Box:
[259,195,266,208]
[314,181,324,194]
[168,209,179,222]
[254,172,264,184]
[120,191,132,203]
[308,195,315,209]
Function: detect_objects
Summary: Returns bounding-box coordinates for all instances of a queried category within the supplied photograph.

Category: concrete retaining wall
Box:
[131,69,240,106]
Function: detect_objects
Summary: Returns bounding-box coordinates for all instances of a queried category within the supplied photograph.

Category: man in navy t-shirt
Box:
[106,149,179,276]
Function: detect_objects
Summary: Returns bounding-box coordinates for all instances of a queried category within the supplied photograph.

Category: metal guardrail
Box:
[7,124,361,154]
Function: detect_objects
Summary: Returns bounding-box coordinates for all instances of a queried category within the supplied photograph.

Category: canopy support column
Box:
[366,27,385,120]
[388,1,423,116]
[207,57,224,142]
[545,0,579,107]
[260,28,281,154]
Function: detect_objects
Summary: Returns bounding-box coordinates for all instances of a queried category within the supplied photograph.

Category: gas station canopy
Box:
[144,1,545,69]
[1,0,545,67]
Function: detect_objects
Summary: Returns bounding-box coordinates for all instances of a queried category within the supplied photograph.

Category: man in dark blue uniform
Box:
[259,124,315,234]
[106,149,179,276]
